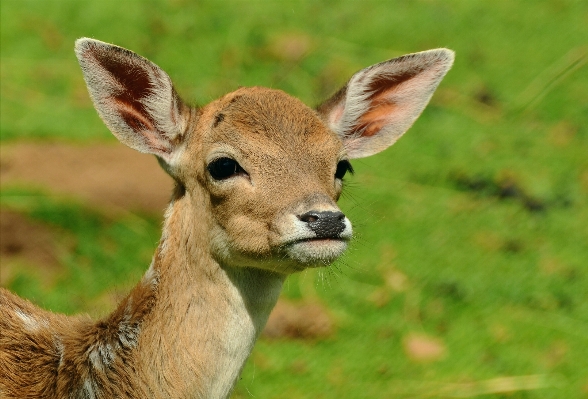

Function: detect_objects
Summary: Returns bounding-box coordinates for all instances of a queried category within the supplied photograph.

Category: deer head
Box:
[75,38,453,275]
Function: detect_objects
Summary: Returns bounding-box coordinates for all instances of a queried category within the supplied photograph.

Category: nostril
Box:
[298,211,320,223]
[335,212,345,221]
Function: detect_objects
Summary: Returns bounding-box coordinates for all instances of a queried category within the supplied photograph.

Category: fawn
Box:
[0,38,453,398]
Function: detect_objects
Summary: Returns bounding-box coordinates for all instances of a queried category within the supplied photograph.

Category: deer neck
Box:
[133,187,285,398]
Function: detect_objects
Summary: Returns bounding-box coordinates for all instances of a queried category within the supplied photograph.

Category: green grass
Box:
[1,0,587,397]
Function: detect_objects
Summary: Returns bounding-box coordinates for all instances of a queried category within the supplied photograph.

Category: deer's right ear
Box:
[75,38,190,166]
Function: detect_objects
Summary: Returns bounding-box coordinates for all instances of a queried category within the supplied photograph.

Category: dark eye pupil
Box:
[208,157,241,180]
[335,160,353,180]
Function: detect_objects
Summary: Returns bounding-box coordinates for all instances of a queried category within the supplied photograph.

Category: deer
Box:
[0,38,453,398]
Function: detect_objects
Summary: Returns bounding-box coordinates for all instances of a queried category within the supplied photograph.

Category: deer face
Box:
[178,87,352,271]
[75,38,453,274]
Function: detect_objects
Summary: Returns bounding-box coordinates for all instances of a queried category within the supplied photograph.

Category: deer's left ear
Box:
[317,49,454,159]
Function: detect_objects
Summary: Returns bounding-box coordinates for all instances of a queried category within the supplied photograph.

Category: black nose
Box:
[298,211,346,238]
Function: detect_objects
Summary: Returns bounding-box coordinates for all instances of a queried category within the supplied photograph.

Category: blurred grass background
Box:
[1,0,587,397]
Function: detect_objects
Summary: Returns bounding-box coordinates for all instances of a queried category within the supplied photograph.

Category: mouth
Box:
[292,237,349,244]
[282,236,350,266]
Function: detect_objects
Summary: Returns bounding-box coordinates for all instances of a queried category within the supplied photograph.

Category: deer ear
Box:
[75,38,190,166]
[317,49,454,159]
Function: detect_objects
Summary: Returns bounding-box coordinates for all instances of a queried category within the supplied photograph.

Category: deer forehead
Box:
[195,87,345,171]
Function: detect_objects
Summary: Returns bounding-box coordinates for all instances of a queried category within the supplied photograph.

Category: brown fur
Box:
[0,38,453,398]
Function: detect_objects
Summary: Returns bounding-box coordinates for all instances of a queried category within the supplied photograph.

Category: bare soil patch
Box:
[1,142,173,213]
[0,210,58,266]
[0,210,63,285]
[263,299,336,340]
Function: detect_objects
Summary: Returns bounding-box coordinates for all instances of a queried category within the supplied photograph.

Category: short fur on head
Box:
[0,38,453,399]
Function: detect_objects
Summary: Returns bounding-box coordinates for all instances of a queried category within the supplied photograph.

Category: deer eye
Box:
[335,160,354,180]
[207,157,245,180]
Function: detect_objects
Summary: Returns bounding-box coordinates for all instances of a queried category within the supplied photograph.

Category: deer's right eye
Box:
[207,157,245,180]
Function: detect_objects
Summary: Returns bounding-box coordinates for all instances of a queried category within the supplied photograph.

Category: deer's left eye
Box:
[335,160,353,180]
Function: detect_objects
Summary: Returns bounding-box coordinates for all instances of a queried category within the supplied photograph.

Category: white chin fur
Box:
[284,239,348,266]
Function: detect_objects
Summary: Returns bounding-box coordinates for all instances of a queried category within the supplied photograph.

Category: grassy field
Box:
[1,0,587,397]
